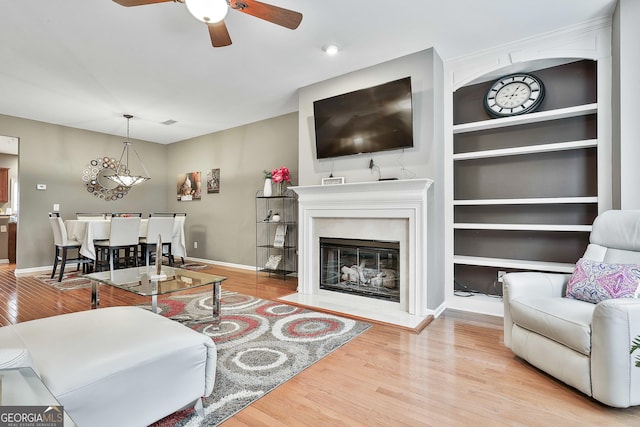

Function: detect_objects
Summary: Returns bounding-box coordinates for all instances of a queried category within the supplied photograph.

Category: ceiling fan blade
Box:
[231,0,303,30]
[112,0,174,6]
[208,22,232,47]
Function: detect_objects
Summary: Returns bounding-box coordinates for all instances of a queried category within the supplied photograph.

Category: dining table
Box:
[64,218,187,261]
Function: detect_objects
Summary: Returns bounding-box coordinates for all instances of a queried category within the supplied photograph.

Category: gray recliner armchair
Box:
[503,210,640,408]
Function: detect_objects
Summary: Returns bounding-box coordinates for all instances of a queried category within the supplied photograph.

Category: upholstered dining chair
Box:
[76,212,107,220]
[48,213,93,281]
[173,213,187,265]
[93,215,142,271]
[139,214,175,266]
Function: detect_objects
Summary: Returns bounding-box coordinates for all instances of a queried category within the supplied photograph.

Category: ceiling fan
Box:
[113,0,303,47]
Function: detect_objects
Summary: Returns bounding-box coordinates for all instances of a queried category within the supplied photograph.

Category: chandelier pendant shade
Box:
[105,114,151,188]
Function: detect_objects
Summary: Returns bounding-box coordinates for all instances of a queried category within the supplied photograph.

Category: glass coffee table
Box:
[0,367,77,426]
[85,266,227,327]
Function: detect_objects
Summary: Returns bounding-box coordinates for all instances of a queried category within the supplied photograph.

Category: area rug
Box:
[33,271,92,290]
[33,264,212,290]
[146,290,371,426]
[178,263,211,270]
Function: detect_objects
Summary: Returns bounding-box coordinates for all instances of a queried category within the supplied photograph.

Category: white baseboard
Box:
[178,257,256,272]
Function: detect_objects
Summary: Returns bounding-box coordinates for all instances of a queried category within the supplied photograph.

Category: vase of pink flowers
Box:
[270,166,291,196]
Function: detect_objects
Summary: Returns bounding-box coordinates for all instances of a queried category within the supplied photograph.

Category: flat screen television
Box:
[313,76,414,159]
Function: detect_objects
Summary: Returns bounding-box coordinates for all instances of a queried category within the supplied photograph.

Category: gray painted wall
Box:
[297,48,445,311]
[165,112,298,268]
[0,114,168,270]
[2,112,297,271]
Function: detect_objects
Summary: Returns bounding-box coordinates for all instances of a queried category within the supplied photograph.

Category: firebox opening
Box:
[319,237,400,302]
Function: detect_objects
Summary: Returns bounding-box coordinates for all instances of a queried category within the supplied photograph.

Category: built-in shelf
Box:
[453,197,598,206]
[453,139,597,161]
[452,103,598,134]
[454,255,576,273]
[454,223,592,232]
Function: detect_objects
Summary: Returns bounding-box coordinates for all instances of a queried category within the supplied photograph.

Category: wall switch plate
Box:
[36,184,46,190]
[193,241,198,249]
[53,204,60,212]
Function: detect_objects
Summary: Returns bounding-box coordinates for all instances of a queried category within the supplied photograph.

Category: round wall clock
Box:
[483,73,545,117]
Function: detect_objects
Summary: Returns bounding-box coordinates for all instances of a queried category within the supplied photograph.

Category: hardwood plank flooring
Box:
[2,263,640,426]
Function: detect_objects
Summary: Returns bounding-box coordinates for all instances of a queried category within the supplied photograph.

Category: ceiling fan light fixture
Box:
[185,0,229,23]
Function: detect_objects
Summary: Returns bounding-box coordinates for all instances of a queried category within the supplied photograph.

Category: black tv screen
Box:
[313,77,414,159]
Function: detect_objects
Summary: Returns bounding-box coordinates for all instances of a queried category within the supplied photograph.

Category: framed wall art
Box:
[207,168,220,194]
[177,171,201,201]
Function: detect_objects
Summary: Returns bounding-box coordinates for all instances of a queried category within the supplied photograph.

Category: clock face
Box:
[484,73,545,117]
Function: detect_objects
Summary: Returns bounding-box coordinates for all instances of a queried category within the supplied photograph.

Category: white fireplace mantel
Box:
[284,179,433,328]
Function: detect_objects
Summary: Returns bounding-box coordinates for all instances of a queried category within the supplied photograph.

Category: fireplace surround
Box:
[282,179,433,329]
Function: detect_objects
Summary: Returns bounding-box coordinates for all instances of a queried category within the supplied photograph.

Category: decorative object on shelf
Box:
[322,176,345,185]
[483,73,545,117]
[270,166,291,195]
[206,168,220,193]
[105,114,151,187]
[262,170,273,197]
[177,172,202,201]
[274,224,287,248]
[82,157,129,201]
[271,212,281,222]
[263,209,273,222]
[264,254,282,270]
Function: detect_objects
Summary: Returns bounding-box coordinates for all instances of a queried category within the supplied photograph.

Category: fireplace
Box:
[319,237,400,302]
[284,179,433,329]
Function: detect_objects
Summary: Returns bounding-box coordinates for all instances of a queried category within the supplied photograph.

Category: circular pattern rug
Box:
[148,290,370,426]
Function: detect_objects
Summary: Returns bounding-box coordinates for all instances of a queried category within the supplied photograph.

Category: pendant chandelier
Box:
[106,114,150,187]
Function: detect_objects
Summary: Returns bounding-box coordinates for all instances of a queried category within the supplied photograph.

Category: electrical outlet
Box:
[497,270,506,283]
[193,241,198,249]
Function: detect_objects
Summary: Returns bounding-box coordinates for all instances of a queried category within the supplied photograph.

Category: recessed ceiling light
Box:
[322,44,340,55]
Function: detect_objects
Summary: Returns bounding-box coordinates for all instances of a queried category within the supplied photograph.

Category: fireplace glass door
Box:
[319,237,400,302]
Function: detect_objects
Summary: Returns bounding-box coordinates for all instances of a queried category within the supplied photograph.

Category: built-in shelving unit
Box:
[452,59,600,297]
[452,103,597,134]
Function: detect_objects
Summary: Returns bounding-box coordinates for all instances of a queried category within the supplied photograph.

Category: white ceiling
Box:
[0,0,617,145]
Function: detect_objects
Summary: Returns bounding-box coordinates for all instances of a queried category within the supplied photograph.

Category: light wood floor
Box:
[2,263,640,426]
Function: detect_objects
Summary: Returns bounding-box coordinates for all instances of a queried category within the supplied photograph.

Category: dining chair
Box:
[49,213,93,281]
[93,216,142,271]
[140,214,175,266]
[173,213,187,265]
[111,212,143,218]
[76,212,107,220]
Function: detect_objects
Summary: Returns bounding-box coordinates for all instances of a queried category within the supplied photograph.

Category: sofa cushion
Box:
[510,296,594,356]
[567,258,640,304]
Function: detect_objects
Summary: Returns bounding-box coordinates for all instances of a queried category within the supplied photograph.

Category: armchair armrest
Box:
[591,298,640,407]
[502,272,571,349]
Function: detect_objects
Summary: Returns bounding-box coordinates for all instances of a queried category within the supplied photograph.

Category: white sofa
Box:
[0,306,216,426]
[503,210,640,408]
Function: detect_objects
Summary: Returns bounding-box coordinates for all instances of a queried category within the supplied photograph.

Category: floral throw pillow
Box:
[566,258,640,304]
